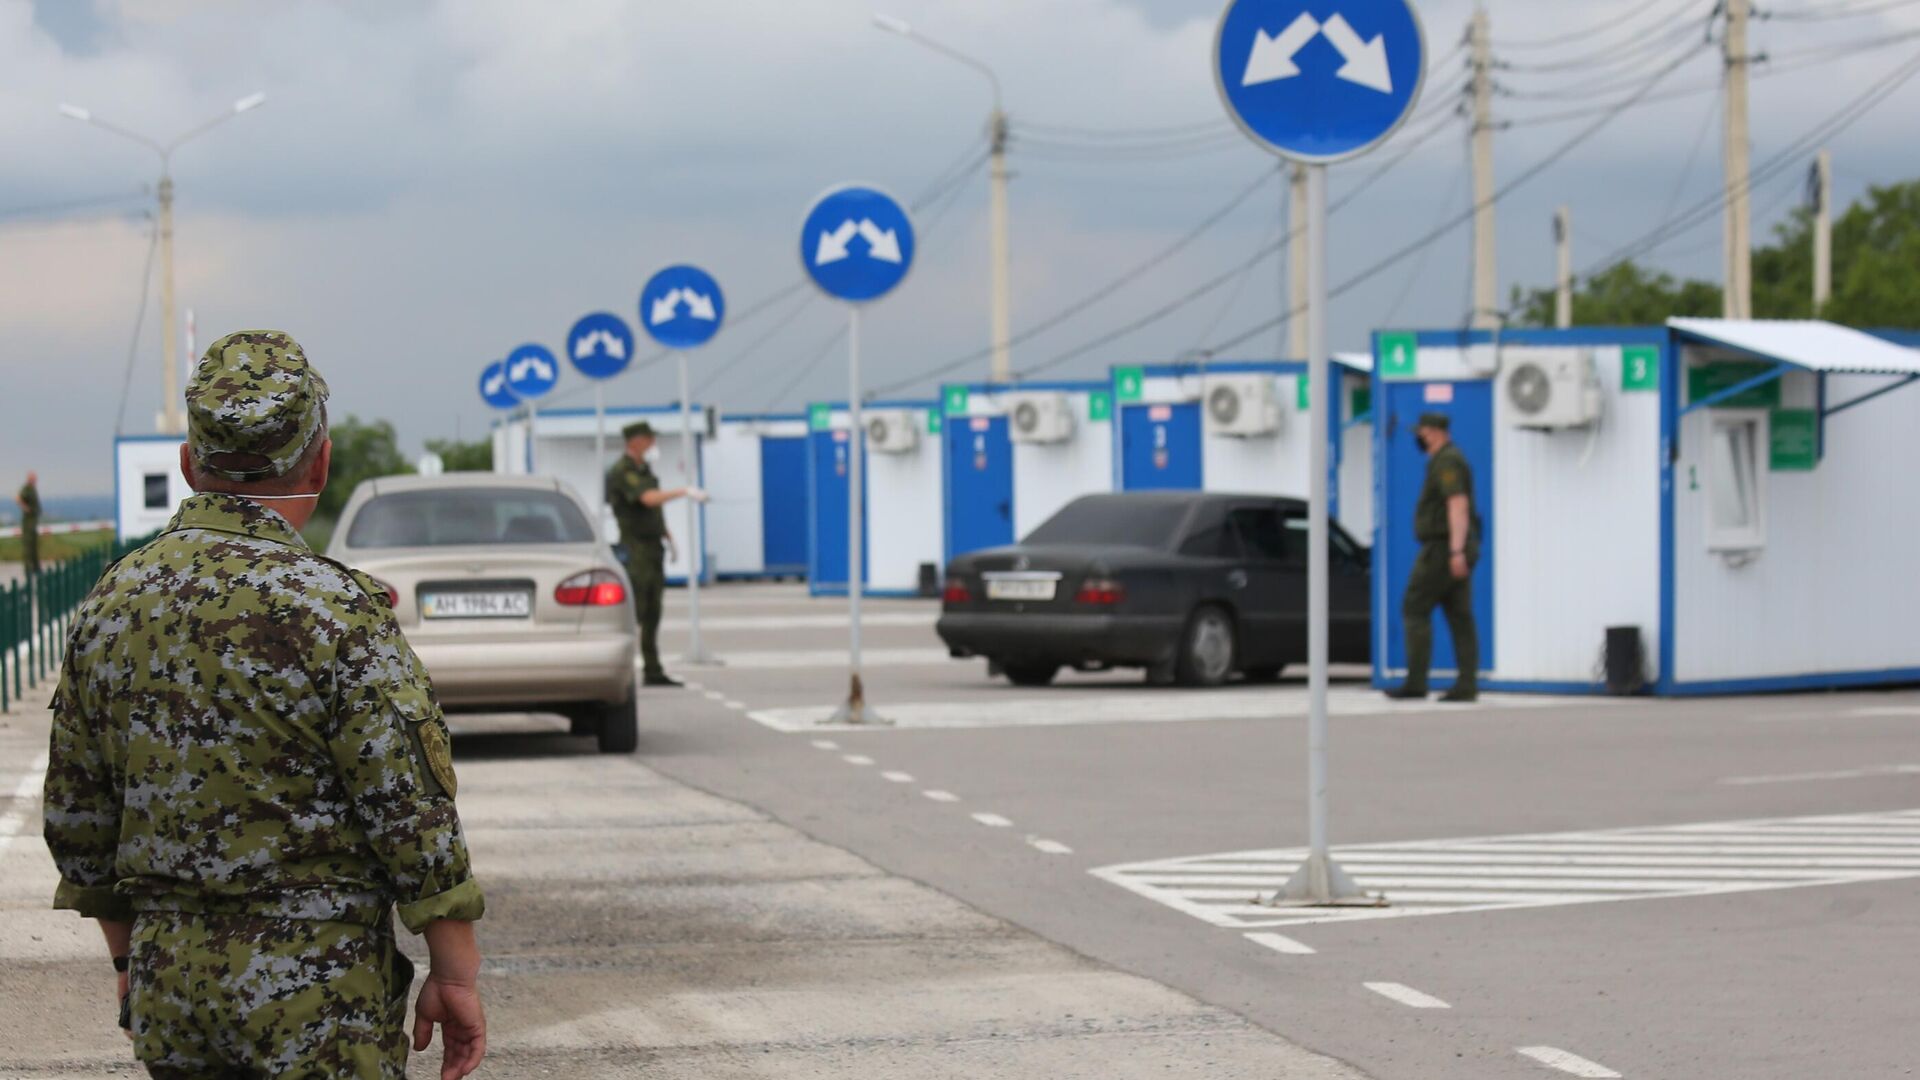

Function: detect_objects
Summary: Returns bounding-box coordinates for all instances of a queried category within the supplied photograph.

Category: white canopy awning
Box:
[1668,318,1920,376]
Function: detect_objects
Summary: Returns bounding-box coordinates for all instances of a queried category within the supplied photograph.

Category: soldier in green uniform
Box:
[606,420,706,687]
[16,471,40,578]
[1386,412,1482,703]
[43,330,487,1079]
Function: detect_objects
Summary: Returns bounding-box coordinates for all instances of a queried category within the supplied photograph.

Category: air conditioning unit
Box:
[865,410,920,454]
[1502,349,1603,429]
[1006,392,1075,445]
[1205,376,1283,438]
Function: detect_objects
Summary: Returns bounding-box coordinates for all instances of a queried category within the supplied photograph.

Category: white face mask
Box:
[242,493,322,502]
[644,447,661,465]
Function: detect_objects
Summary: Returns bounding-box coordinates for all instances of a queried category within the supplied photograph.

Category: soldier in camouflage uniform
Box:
[42,330,487,1079]
[16,470,41,578]
[1386,412,1482,703]
[605,420,706,687]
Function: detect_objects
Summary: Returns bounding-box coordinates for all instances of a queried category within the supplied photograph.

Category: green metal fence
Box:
[1,532,156,713]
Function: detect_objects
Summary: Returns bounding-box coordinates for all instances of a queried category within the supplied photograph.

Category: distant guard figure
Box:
[1386,412,1481,703]
[43,330,487,1079]
[16,470,40,578]
[606,420,707,687]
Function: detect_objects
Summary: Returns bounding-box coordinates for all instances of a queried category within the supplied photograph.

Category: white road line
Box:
[0,751,51,856]
[880,771,915,783]
[842,754,875,767]
[811,740,839,751]
[661,613,934,632]
[703,690,725,701]
[1849,705,1920,718]
[1029,838,1073,855]
[1722,763,1920,785]
[671,647,952,671]
[1517,1046,1622,1077]
[972,812,1013,828]
[723,701,747,711]
[1363,982,1450,1010]
[1245,932,1316,955]
[923,790,960,803]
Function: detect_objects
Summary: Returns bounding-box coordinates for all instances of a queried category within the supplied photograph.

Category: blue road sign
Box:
[479,359,519,410]
[505,343,560,400]
[800,185,916,303]
[567,312,636,380]
[1214,0,1425,163]
[640,265,726,350]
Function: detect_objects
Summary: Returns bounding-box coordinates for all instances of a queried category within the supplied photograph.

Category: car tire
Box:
[596,687,639,754]
[1175,605,1236,688]
[1002,662,1061,687]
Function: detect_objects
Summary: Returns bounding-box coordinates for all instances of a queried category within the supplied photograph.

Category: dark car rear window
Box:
[1024,496,1190,550]
[345,488,594,548]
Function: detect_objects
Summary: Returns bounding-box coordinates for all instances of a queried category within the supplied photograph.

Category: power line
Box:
[0,187,148,223]
[1494,0,1716,73]
[1765,0,1920,20]
[1491,0,1699,49]
[693,289,817,396]
[756,324,850,413]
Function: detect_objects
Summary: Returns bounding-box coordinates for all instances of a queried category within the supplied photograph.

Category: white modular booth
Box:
[804,399,943,598]
[937,380,1117,561]
[1111,358,1376,539]
[1368,320,1920,697]
[704,413,811,580]
[114,435,193,541]
[491,404,710,585]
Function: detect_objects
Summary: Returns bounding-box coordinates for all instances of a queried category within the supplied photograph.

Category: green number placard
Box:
[808,403,832,431]
[927,411,944,435]
[1088,390,1113,422]
[1770,409,1818,471]
[1379,332,1418,379]
[1622,345,1659,392]
[1296,374,1310,411]
[1115,366,1146,402]
[944,385,970,415]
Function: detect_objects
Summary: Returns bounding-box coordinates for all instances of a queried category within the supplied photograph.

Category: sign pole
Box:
[594,382,606,477]
[527,400,539,475]
[678,351,714,664]
[840,306,875,721]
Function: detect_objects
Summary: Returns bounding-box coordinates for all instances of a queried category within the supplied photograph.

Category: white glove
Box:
[684,487,711,504]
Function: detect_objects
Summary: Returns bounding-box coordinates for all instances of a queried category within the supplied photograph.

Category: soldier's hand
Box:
[117,970,132,1040]
[414,974,487,1080]
[684,486,710,504]
[1449,553,1470,580]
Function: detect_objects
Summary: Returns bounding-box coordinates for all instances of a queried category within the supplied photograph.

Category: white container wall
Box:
[706,414,810,579]
[115,436,192,541]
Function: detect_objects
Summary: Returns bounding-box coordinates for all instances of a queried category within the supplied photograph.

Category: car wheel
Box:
[1243,666,1284,684]
[596,687,639,754]
[1176,606,1236,688]
[1003,662,1061,687]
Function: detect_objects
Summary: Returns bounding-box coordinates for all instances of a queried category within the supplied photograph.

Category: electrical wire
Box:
[693,289,817,396]
[1764,0,1920,20]
[1491,0,1699,49]
[1382,134,1473,326]
[1495,1,1716,74]
[0,187,148,223]
[756,324,850,413]
[113,225,161,438]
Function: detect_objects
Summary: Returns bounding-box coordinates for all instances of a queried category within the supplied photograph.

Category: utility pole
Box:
[1289,165,1309,357]
[1723,0,1754,319]
[1469,7,1498,328]
[989,108,1013,383]
[1812,148,1833,314]
[1554,206,1573,329]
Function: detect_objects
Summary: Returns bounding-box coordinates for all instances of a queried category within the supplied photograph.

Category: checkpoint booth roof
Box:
[1368,319,1920,697]
[804,398,943,598]
[1111,357,1376,540]
[938,380,1117,563]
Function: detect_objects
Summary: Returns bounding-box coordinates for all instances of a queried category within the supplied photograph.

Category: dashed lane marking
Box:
[842,755,875,767]
[1517,1047,1622,1078]
[1245,931,1316,955]
[972,813,1013,828]
[703,691,726,702]
[671,648,951,670]
[1721,763,1920,785]
[1029,838,1073,855]
[923,790,960,803]
[661,613,934,632]
[724,701,747,711]
[1363,982,1450,1009]
[1093,808,1920,930]
[881,771,915,783]
[0,751,50,856]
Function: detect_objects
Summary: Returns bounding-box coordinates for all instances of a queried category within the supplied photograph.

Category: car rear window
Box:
[1024,496,1190,549]
[344,488,594,548]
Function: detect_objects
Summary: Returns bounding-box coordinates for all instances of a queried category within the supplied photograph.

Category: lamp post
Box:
[872,13,1012,385]
[59,92,267,434]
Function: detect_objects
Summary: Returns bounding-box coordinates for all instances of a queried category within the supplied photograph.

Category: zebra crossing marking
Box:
[1091,808,1920,930]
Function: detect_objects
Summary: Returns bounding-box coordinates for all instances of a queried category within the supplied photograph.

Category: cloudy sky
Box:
[5,0,1918,494]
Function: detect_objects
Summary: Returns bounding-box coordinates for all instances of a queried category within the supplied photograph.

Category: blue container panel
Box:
[759,436,808,573]
[1120,403,1203,491]
[1378,380,1496,680]
[807,429,866,588]
[945,416,1015,560]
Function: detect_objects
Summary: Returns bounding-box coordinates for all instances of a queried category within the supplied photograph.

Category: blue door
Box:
[807,429,865,592]
[760,436,808,574]
[1120,403,1203,491]
[945,416,1014,559]
[1376,380,1495,684]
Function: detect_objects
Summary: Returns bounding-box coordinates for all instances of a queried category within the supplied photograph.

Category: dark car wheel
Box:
[1002,662,1061,687]
[1176,606,1236,688]
[595,687,639,754]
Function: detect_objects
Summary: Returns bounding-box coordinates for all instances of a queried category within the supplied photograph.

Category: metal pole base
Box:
[1264,852,1388,909]
[824,674,892,727]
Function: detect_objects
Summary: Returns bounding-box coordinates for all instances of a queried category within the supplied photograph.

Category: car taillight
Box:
[1076,577,1125,605]
[943,580,973,605]
[556,570,627,607]
[370,577,400,609]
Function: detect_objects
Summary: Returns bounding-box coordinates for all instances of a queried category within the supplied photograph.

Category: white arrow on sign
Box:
[1241,13,1320,87]
[1321,14,1393,94]
[484,371,508,395]
[815,220,861,266]
[509,355,554,383]
[856,219,904,264]
[573,329,626,359]
[650,289,683,326]
[650,288,720,325]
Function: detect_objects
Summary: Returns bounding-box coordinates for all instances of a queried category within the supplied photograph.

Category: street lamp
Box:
[872,13,1013,384]
[59,92,267,435]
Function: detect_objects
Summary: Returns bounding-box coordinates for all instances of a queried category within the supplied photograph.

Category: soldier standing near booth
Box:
[16,470,40,579]
[1386,412,1482,704]
[606,420,707,688]
[42,331,486,1079]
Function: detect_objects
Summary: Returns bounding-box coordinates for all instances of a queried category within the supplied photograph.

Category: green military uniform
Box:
[17,478,40,575]
[607,433,669,681]
[43,330,482,1079]
[1401,429,1481,697]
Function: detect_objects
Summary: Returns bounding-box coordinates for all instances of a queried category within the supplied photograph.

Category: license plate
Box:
[421,591,532,619]
[986,579,1056,602]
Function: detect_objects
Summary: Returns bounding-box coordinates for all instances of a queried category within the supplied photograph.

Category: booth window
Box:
[143,473,169,510]
[1706,410,1767,553]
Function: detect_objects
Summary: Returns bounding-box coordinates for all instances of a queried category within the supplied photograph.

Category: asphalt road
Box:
[636,584,1920,1080]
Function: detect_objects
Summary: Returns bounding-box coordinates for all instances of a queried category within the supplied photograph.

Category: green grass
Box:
[0,529,112,563]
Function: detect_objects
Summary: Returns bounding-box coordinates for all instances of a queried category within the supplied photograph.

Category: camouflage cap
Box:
[622,420,657,440]
[187,330,331,481]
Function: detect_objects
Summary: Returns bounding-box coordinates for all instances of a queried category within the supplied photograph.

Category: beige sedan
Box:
[328,474,640,753]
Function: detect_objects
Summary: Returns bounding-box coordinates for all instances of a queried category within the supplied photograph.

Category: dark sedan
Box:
[937,493,1370,687]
